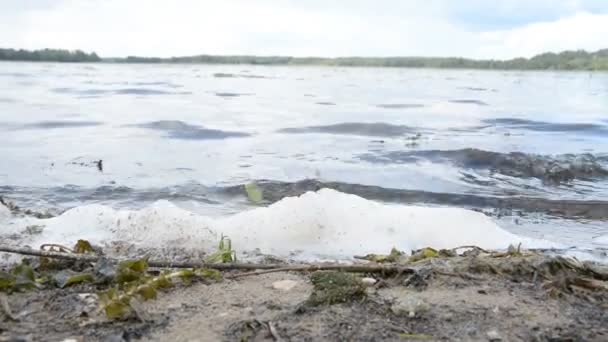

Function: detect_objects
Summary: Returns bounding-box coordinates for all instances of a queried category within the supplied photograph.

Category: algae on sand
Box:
[307,271,367,306]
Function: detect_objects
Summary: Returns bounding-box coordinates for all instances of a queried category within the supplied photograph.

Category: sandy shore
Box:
[1,251,607,341]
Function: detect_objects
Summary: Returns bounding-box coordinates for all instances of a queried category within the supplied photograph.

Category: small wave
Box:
[376,103,424,109]
[213,73,269,79]
[358,148,608,183]
[315,102,336,106]
[214,92,253,98]
[0,72,31,78]
[1,189,551,259]
[52,88,109,96]
[459,87,497,92]
[114,88,190,95]
[279,122,417,137]
[131,81,183,88]
[19,121,104,129]
[51,87,190,96]
[449,99,489,106]
[0,97,16,103]
[223,179,608,220]
[129,120,251,140]
[5,180,608,221]
[483,118,608,134]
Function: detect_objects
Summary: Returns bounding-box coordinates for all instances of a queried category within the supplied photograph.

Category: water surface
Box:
[1,62,607,255]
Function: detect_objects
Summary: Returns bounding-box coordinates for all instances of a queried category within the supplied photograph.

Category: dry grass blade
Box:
[0,293,18,321]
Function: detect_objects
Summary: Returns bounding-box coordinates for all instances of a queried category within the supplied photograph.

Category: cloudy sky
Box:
[2,0,608,59]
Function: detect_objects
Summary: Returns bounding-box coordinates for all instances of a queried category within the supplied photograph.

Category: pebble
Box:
[391,297,429,318]
[486,329,502,341]
[272,280,298,291]
[361,277,377,286]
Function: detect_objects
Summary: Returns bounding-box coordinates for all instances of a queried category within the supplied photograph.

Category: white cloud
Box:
[0,0,607,59]
[477,12,608,59]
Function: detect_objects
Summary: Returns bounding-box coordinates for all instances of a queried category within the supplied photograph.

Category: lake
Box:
[0,62,607,259]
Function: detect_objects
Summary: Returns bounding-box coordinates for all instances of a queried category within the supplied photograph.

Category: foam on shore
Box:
[1,189,556,260]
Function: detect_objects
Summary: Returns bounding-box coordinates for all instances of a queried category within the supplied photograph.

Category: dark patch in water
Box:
[376,104,424,109]
[20,121,104,129]
[359,148,608,183]
[0,97,16,103]
[316,102,336,106]
[131,120,251,140]
[279,122,416,137]
[449,99,489,106]
[483,118,608,134]
[214,92,253,98]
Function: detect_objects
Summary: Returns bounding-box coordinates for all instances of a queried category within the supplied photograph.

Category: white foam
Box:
[4,189,556,260]
[0,203,10,222]
[594,235,608,245]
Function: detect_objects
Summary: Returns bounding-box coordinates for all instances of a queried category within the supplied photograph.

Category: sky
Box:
[1,0,608,59]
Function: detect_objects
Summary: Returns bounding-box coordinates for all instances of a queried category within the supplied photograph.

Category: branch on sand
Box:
[0,245,416,275]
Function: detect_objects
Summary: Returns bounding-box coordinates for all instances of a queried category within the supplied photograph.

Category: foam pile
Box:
[1,189,555,260]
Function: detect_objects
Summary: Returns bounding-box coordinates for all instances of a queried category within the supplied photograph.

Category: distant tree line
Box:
[0,48,101,62]
[3,47,608,70]
[108,49,608,70]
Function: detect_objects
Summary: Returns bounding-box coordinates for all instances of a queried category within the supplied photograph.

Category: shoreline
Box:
[1,247,606,341]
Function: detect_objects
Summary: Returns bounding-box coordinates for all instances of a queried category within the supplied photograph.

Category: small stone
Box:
[272,280,298,291]
[391,296,429,317]
[486,330,502,341]
[361,277,377,286]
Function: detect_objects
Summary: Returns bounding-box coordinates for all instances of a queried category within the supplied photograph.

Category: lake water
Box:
[0,62,607,259]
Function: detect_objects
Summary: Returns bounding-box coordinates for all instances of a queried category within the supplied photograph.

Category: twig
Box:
[434,269,484,281]
[0,246,98,261]
[267,321,283,342]
[0,293,18,321]
[225,263,415,279]
[451,245,490,253]
[0,245,416,275]
[40,244,74,254]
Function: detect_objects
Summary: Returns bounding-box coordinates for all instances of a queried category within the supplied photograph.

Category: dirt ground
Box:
[1,253,607,342]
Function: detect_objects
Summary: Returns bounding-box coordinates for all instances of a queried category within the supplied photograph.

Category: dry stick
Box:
[267,321,283,342]
[225,263,416,279]
[0,245,416,275]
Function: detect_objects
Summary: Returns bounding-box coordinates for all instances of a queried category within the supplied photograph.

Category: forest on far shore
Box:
[2,47,608,70]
